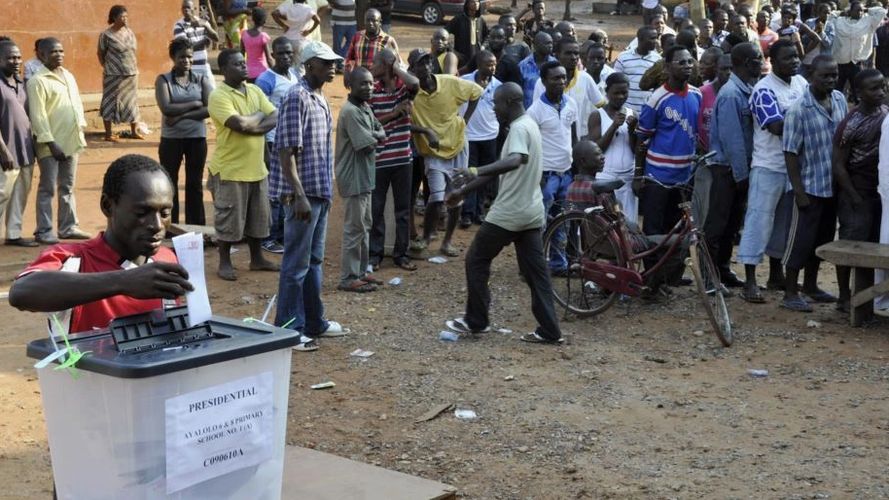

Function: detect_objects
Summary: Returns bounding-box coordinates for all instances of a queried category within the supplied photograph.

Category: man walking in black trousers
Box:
[444,82,563,345]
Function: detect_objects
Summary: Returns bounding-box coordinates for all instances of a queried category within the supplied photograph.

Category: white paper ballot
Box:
[172,232,212,326]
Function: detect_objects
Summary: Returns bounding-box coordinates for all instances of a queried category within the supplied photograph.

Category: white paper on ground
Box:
[172,232,212,326]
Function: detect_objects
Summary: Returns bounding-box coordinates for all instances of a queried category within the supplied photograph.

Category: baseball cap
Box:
[407,48,433,67]
[300,41,344,64]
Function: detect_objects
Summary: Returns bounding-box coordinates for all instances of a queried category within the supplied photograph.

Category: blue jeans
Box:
[737,167,793,266]
[331,24,357,58]
[266,198,285,243]
[275,197,331,336]
[542,170,573,270]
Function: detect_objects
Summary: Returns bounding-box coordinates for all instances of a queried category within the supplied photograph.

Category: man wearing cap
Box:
[343,8,399,86]
[207,49,280,282]
[273,42,350,351]
[408,48,483,258]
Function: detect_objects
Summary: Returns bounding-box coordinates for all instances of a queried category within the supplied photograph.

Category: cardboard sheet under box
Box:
[282,446,456,500]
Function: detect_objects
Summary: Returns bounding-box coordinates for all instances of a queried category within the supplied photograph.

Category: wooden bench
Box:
[816,240,889,326]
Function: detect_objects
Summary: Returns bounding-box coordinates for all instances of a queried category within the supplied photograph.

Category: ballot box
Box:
[26,306,299,499]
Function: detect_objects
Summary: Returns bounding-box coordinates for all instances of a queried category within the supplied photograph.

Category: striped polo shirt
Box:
[612,49,661,113]
[370,78,413,169]
[331,0,356,26]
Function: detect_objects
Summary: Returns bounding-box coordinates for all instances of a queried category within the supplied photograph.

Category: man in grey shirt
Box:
[444,82,564,345]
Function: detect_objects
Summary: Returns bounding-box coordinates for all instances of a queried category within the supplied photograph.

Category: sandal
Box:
[440,245,459,257]
[780,296,813,312]
[394,258,418,271]
[337,280,377,293]
[740,289,766,304]
[362,274,384,285]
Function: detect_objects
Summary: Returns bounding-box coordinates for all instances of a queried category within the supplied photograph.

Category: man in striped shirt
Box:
[368,48,419,271]
[173,0,219,89]
[614,26,661,113]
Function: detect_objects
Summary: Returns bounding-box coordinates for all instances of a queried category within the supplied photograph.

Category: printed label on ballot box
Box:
[165,371,274,493]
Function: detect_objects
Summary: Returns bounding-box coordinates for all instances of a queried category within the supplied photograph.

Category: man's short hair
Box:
[554,36,578,55]
[768,39,797,60]
[271,36,293,52]
[37,37,60,53]
[498,14,516,23]
[217,48,241,70]
[585,42,605,55]
[102,154,170,203]
[663,45,691,63]
[853,68,884,90]
[540,60,564,80]
[637,26,657,39]
[475,49,495,65]
[810,54,836,71]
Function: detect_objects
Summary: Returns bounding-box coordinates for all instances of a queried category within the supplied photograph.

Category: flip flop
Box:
[781,296,813,312]
[217,268,237,281]
[394,258,418,271]
[740,289,766,304]
[440,245,459,257]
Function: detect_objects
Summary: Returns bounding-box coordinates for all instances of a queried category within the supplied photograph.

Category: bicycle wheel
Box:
[543,211,624,317]
[688,239,733,346]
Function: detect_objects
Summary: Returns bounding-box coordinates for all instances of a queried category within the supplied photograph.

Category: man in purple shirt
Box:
[0,41,37,247]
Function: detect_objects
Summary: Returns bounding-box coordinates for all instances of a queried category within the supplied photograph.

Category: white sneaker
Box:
[318,321,350,338]
[293,335,319,351]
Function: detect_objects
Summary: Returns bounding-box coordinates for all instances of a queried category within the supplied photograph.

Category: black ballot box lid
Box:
[27,306,300,379]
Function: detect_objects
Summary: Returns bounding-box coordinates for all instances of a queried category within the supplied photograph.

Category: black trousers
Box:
[462,139,499,221]
[464,222,562,341]
[158,137,207,225]
[640,181,683,236]
[370,164,412,262]
[783,195,837,271]
[837,62,861,101]
[703,165,747,272]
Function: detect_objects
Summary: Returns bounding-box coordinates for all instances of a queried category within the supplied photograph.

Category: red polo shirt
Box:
[17,233,178,334]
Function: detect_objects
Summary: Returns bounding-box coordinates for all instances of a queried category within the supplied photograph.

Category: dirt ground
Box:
[1,6,889,499]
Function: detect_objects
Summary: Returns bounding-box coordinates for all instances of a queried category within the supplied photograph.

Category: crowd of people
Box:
[5,0,889,353]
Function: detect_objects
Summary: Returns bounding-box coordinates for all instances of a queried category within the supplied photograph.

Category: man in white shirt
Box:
[526,61,577,272]
[614,26,661,113]
[584,41,614,96]
[829,1,887,101]
[737,40,808,302]
[533,38,604,140]
[459,51,502,228]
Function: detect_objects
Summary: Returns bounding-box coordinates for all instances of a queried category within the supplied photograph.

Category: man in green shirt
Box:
[444,82,564,345]
[208,48,279,281]
[335,67,385,292]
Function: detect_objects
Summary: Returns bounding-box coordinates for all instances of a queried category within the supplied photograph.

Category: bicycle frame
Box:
[579,177,704,296]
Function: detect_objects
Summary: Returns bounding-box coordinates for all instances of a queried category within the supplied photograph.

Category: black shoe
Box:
[459,216,472,229]
[5,238,39,247]
[719,269,745,288]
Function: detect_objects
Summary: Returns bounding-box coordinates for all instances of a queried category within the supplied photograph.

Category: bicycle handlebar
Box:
[631,151,718,190]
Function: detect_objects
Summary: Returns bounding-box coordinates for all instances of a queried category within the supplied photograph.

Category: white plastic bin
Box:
[27,307,299,499]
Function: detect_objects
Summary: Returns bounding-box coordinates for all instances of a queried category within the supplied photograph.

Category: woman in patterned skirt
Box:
[98,5,143,141]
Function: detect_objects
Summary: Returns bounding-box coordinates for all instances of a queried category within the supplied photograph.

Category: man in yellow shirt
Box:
[208,48,280,281]
[409,49,482,257]
[27,38,89,244]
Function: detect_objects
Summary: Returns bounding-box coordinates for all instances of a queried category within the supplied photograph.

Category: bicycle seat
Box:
[590,179,625,194]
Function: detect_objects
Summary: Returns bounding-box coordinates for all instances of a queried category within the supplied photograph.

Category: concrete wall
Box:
[3,0,182,93]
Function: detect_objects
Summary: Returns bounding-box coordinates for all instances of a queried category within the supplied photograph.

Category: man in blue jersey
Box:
[634,45,701,237]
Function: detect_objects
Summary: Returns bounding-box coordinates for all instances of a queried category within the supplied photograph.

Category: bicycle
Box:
[542,152,733,347]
